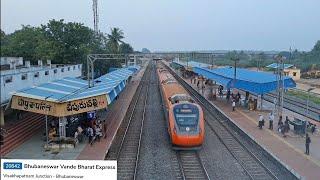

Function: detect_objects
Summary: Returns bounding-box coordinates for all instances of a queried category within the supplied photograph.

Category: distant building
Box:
[1,57,24,69]
[0,58,83,106]
[266,63,300,80]
[304,70,320,78]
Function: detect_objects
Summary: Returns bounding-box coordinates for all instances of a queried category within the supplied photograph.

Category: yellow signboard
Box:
[60,95,107,116]
[11,94,108,117]
[11,96,57,116]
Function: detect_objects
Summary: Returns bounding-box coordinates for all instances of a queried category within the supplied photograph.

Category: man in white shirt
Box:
[232,100,236,111]
[269,112,274,130]
[258,114,264,129]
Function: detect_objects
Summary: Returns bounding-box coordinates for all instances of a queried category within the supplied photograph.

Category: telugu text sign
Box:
[11,95,57,116]
[11,94,108,117]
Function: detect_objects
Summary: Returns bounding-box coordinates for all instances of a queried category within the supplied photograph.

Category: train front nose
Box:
[172,133,203,147]
[172,103,203,147]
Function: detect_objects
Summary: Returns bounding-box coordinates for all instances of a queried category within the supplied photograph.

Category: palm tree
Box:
[107,27,124,53]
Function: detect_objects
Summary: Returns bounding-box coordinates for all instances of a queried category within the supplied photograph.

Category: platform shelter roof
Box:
[172,60,210,68]
[266,63,294,69]
[193,66,296,95]
[10,67,136,117]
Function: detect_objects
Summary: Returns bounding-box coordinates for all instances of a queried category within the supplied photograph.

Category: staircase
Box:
[0,113,48,156]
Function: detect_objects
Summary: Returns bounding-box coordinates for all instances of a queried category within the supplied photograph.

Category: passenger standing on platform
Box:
[237,92,241,105]
[278,115,283,127]
[285,116,290,133]
[197,80,200,89]
[201,83,205,94]
[258,114,264,129]
[269,112,274,130]
[232,100,236,111]
[305,133,311,155]
[226,89,231,101]
[88,126,94,145]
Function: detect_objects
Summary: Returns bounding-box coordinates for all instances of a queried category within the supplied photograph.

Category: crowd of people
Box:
[74,119,106,146]
[189,74,315,156]
[47,114,107,147]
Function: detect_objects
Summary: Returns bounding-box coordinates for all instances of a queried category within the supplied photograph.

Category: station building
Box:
[0,57,82,126]
[266,63,301,81]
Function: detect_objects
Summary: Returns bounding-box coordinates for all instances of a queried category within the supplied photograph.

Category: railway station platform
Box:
[3,63,147,160]
[76,63,147,160]
[165,62,320,180]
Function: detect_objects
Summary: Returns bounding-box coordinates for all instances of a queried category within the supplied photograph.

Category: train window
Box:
[21,74,28,80]
[34,72,39,78]
[5,76,13,83]
[175,114,198,126]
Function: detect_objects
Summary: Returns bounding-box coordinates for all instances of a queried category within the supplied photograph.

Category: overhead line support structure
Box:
[87,54,130,87]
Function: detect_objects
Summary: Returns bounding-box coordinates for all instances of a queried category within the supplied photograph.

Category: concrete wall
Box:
[1,64,82,105]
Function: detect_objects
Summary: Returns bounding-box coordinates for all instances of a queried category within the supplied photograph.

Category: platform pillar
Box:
[257,95,262,110]
[58,117,67,138]
[0,107,4,127]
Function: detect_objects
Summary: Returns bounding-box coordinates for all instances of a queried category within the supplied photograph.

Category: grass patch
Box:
[286,90,320,105]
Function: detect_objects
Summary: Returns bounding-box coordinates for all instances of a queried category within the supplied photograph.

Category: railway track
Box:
[163,62,298,180]
[176,151,210,180]
[264,93,320,121]
[116,63,151,180]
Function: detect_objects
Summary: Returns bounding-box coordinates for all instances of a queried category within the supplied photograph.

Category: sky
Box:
[1,0,320,52]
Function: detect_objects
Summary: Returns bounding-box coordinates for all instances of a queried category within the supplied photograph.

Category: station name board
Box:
[11,94,107,117]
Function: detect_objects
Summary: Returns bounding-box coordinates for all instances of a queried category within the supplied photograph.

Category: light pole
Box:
[306,88,315,116]
[275,55,286,119]
[231,57,240,88]
[210,54,215,69]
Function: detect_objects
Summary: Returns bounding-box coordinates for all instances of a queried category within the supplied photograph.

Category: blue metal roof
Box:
[13,67,136,104]
[266,63,294,69]
[193,67,296,95]
[172,61,210,68]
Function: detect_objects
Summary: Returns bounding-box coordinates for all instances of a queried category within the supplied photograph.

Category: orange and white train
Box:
[157,62,204,149]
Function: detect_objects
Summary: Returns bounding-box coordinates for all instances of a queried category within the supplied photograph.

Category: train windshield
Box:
[173,104,199,126]
[175,114,198,126]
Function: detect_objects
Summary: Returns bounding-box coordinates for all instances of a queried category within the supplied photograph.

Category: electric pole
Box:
[93,0,99,33]
[275,55,285,120]
[231,57,240,88]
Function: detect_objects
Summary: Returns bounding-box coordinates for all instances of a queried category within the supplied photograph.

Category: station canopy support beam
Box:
[87,54,130,88]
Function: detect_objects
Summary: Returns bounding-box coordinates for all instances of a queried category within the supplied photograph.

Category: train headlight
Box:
[186,127,190,131]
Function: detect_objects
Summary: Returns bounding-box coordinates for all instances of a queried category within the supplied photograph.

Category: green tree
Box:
[1,26,44,63]
[119,43,133,54]
[107,27,124,54]
[311,40,320,53]
[41,19,95,64]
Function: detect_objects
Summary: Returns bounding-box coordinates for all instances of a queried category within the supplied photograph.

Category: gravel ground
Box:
[136,62,177,180]
[199,125,250,180]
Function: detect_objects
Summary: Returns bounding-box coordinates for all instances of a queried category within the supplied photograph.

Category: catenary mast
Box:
[93,0,99,33]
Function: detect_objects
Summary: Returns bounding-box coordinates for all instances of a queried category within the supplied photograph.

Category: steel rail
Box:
[176,151,210,180]
[133,77,150,180]
[265,93,319,114]
[116,63,151,179]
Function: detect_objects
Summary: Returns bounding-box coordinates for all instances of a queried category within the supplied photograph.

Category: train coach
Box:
[157,63,204,149]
